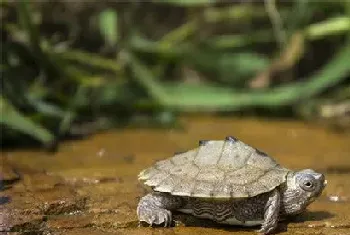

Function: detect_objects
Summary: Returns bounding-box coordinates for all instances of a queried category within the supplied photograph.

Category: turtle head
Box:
[294,169,327,198]
[281,169,327,215]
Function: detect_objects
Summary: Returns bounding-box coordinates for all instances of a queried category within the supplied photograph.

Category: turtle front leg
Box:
[137,192,184,227]
[258,189,281,235]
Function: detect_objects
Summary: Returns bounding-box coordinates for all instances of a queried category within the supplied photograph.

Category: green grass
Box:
[1,0,349,148]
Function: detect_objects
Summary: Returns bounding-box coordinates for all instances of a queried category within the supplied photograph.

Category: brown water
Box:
[1,116,350,235]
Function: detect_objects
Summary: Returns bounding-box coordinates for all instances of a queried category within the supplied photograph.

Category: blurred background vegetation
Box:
[1,0,350,150]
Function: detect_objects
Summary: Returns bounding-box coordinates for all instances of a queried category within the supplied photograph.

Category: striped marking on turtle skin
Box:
[215,203,235,222]
[179,193,269,226]
[191,199,235,222]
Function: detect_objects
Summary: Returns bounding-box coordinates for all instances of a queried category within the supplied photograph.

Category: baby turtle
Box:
[137,136,327,234]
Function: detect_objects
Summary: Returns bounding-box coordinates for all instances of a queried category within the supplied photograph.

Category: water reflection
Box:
[1,117,349,234]
[289,210,334,223]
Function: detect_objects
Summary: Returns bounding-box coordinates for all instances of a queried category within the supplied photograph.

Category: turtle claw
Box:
[155,209,172,227]
[257,224,277,235]
[137,193,176,227]
[139,208,172,227]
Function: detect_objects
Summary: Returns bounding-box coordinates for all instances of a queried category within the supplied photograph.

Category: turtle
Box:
[137,136,327,234]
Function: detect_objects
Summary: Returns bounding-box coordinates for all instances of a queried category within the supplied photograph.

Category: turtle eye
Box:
[300,175,316,192]
[304,181,313,188]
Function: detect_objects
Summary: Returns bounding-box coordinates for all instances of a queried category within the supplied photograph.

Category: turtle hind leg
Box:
[257,189,281,234]
[137,192,184,227]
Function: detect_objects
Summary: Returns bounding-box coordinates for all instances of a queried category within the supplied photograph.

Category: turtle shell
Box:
[138,136,290,198]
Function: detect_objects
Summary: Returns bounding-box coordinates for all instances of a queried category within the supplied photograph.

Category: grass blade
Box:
[0,96,54,145]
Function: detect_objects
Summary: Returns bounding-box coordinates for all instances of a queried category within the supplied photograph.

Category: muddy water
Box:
[1,116,350,235]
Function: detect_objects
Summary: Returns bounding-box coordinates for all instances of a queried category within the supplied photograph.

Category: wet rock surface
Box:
[1,116,350,234]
